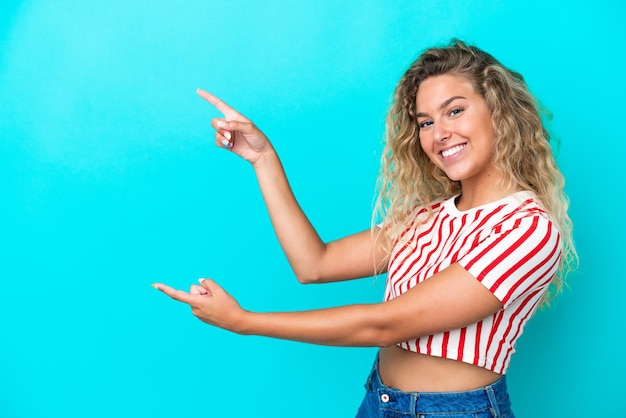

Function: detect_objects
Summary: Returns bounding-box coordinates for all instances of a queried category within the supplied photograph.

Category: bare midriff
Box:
[378,345,502,392]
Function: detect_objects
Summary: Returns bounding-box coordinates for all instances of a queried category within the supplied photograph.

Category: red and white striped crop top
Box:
[384,191,562,374]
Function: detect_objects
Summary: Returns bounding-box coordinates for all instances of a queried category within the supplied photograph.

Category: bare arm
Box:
[198,89,386,283]
[153,263,502,347]
[251,152,387,282]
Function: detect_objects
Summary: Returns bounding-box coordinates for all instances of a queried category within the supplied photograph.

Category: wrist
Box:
[251,146,279,171]
[232,309,256,336]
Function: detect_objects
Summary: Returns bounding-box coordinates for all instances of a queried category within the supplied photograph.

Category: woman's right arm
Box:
[197,89,388,283]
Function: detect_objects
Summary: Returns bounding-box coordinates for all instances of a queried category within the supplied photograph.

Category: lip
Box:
[439,143,467,159]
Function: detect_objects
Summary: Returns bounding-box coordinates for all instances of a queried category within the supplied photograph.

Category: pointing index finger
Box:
[196,88,243,119]
[153,283,196,305]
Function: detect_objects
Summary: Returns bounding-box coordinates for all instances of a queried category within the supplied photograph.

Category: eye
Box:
[419,120,433,129]
[449,107,464,116]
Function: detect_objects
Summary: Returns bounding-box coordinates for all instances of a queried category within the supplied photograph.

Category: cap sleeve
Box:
[457,213,562,308]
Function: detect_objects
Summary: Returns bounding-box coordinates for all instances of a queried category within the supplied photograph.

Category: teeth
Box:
[441,144,465,158]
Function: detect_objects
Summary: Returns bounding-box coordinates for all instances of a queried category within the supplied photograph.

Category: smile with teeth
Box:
[441,144,466,158]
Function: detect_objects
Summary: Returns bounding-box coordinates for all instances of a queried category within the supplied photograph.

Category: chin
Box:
[443,172,463,182]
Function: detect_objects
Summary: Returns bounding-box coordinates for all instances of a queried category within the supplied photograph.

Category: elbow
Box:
[293,246,331,284]
[375,332,400,348]
[370,319,414,348]
[362,324,402,348]
[294,271,323,284]
[292,261,327,284]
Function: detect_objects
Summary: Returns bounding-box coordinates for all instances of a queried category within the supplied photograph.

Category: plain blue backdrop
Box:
[1,1,623,416]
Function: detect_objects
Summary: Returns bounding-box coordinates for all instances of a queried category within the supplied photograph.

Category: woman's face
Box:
[416,74,498,187]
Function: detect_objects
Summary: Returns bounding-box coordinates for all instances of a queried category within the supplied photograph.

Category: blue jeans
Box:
[356,357,515,417]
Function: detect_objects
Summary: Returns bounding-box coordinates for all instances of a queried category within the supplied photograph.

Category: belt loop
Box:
[411,393,419,416]
[365,356,378,391]
[485,385,501,417]
[365,367,374,390]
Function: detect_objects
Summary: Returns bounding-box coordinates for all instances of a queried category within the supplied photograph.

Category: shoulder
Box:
[458,193,562,306]
[493,191,559,235]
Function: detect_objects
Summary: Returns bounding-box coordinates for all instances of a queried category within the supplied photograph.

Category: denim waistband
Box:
[364,356,512,415]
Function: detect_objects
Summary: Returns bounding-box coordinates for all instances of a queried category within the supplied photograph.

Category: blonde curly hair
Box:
[374,39,577,305]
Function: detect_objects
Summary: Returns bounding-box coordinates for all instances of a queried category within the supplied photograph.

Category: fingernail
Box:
[151,283,159,288]
[198,278,205,283]
[224,131,231,140]
[217,121,227,128]
[221,139,230,147]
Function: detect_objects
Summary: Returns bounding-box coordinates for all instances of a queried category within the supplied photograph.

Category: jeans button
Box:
[381,393,390,403]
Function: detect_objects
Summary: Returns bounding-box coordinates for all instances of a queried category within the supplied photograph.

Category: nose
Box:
[433,120,451,143]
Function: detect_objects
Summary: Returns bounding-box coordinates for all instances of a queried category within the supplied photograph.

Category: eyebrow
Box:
[415,95,467,118]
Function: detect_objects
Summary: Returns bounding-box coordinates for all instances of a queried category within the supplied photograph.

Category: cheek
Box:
[480,123,498,152]
[477,109,497,141]
[418,135,439,165]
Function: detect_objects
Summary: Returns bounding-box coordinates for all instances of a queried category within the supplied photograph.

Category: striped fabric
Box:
[384,191,562,374]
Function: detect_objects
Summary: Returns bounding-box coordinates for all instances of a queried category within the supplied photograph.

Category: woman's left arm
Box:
[153,264,502,347]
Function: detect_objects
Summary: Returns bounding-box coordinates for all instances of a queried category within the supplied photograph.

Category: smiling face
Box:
[416,74,499,190]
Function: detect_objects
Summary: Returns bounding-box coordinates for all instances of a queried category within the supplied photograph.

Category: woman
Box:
[153,40,577,417]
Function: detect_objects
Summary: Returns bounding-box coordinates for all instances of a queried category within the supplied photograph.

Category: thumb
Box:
[198,278,215,296]
[217,119,257,135]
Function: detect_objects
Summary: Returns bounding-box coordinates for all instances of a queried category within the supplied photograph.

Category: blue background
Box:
[1,1,623,416]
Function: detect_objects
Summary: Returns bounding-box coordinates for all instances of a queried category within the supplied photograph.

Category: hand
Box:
[197,89,274,165]
[153,278,246,332]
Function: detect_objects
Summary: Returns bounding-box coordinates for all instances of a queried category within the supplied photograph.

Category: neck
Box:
[456,177,518,211]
